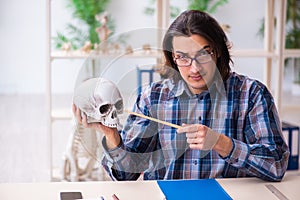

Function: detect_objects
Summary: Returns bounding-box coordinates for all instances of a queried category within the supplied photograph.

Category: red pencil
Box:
[112,194,120,200]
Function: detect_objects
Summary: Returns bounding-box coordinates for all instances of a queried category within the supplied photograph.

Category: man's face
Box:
[172,35,217,94]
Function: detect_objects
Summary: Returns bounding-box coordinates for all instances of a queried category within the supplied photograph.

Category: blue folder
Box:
[157,179,232,200]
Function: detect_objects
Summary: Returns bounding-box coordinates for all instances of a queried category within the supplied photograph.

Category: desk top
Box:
[218,171,300,200]
[0,171,299,200]
[0,180,165,200]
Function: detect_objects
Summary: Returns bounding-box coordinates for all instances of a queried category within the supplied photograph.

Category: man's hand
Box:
[177,124,233,157]
[72,104,121,149]
[177,124,220,150]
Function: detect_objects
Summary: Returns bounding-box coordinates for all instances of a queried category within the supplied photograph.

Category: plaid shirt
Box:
[102,72,289,181]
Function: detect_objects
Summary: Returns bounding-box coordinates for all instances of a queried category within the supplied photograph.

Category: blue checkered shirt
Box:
[102,72,289,181]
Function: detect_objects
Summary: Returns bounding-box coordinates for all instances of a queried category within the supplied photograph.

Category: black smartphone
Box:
[60,191,83,200]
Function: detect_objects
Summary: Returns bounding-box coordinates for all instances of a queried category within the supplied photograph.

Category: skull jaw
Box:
[86,116,119,128]
[101,117,120,128]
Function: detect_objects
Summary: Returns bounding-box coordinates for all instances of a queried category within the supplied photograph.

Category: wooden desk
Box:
[0,171,299,200]
[218,171,300,200]
[0,180,165,200]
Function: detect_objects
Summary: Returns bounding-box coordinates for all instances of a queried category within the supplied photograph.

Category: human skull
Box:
[73,78,123,128]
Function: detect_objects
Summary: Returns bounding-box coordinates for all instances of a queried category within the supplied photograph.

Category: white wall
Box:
[0,0,282,94]
[0,0,46,94]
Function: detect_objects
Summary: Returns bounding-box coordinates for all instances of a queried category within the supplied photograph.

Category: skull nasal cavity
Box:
[112,111,117,119]
[99,104,110,114]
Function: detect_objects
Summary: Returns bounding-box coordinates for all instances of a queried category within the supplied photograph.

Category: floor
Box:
[0,92,299,183]
[0,94,49,182]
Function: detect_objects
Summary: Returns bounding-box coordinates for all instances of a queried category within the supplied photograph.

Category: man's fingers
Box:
[81,112,88,127]
[73,104,83,123]
[72,103,76,114]
[177,124,200,133]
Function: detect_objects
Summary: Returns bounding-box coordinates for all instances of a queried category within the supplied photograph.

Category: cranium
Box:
[73,78,123,128]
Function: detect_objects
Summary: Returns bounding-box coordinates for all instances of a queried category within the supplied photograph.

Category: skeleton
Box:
[62,121,102,181]
[62,77,123,181]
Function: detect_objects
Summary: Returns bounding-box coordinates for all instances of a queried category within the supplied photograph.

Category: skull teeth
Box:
[104,123,117,128]
[102,118,118,128]
[102,120,117,127]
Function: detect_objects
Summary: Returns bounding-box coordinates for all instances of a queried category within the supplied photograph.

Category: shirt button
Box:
[193,160,197,165]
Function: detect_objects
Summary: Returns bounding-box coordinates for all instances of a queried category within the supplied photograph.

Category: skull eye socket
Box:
[115,100,123,111]
[99,104,111,114]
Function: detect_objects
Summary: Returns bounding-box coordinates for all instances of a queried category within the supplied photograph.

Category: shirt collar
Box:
[164,79,191,99]
[165,75,227,100]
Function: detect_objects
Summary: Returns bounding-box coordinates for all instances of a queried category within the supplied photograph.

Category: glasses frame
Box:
[173,50,214,67]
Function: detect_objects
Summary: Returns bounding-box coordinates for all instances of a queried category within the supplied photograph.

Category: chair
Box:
[136,66,155,95]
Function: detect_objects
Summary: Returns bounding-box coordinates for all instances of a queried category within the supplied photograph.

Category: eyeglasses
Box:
[173,50,214,67]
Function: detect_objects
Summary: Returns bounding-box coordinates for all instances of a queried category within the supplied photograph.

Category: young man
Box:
[74,10,289,181]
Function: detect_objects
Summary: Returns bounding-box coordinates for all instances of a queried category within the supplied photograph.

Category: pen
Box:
[125,110,181,129]
[112,194,120,200]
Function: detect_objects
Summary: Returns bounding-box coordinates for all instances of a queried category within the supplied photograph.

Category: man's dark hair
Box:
[162,10,232,80]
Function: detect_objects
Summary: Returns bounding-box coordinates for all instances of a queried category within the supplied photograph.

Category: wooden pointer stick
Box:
[125,109,181,129]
